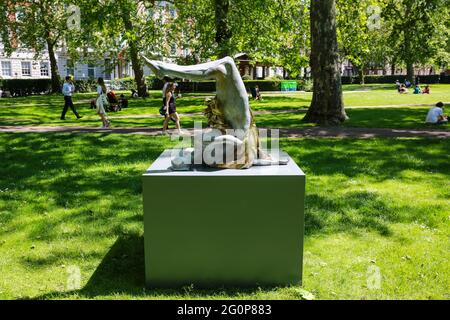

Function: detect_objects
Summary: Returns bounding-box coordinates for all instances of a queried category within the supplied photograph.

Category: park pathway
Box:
[0,125,448,139]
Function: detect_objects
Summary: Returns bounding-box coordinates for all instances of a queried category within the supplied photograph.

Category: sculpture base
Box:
[142,149,305,288]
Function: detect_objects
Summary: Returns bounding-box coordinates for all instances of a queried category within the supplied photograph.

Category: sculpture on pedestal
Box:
[142,55,287,169]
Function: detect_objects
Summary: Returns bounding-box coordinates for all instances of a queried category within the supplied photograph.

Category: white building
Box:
[0,44,51,79]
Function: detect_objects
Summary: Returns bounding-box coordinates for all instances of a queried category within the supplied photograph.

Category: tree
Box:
[1,0,71,93]
[174,0,311,77]
[214,0,232,58]
[337,0,389,84]
[383,0,448,82]
[75,0,171,97]
[303,0,347,125]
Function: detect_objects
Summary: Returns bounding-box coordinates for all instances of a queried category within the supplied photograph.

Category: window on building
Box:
[66,60,74,77]
[40,62,49,77]
[88,63,95,78]
[21,61,31,76]
[1,61,12,76]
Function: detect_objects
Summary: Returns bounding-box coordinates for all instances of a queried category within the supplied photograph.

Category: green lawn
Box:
[255,107,449,130]
[0,133,448,299]
[1,85,449,130]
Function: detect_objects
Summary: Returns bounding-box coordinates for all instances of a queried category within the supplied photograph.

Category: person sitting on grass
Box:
[250,85,263,101]
[399,84,408,94]
[426,102,448,125]
[254,85,262,101]
[413,84,422,94]
[422,85,430,94]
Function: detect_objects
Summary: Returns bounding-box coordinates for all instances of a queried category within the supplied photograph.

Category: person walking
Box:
[96,77,111,128]
[162,82,181,134]
[61,76,82,120]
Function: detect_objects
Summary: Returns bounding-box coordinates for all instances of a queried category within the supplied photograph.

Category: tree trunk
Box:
[122,9,147,97]
[358,66,365,85]
[47,39,61,94]
[406,62,414,83]
[304,0,347,125]
[128,43,147,97]
[215,0,232,58]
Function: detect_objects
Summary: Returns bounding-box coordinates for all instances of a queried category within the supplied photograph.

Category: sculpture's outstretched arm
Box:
[141,55,227,82]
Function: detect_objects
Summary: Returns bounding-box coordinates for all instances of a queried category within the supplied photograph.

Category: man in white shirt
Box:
[61,76,82,120]
[426,102,448,125]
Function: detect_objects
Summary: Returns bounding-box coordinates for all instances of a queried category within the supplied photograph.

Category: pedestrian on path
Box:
[61,76,82,120]
[96,77,111,128]
[162,82,181,134]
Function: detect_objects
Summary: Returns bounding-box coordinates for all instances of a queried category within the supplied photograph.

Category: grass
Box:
[0,133,448,299]
[1,85,449,130]
[255,107,449,130]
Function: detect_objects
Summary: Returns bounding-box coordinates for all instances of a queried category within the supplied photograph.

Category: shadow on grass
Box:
[33,235,277,299]
[1,133,448,240]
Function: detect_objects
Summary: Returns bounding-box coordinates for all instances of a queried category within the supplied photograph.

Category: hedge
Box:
[342,74,450,85]
[1,74,448,96]
[0,79,52,96]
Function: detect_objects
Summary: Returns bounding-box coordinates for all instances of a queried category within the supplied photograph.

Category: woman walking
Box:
[96,77,110,128]
[162,82,181,134]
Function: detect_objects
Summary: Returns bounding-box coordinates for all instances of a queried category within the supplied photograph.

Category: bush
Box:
[73,79,97,93]
[243,80,281,92]
[146,76,164,90]
[264,75,283,81]
[177,81,216,93]
[296,79,313,92]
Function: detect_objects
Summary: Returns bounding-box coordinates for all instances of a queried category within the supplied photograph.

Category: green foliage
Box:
[0,0,67,54]
[173,0,310,75]
[383,0,450,72]
[72,79,97,93]
[243,80,281,92]
[337,0,389,82]
[265,75,284,81]
[296,79,313,91]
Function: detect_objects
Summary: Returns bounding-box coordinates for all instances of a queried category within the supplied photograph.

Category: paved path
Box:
[1,125,448,139]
